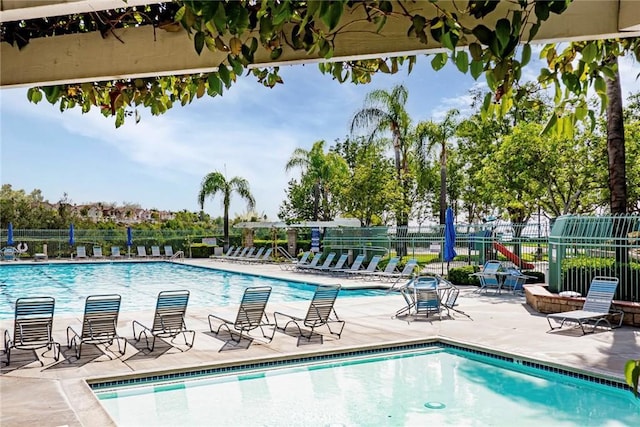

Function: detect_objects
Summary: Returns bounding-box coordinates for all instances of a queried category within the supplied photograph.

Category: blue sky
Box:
[1,53,638,221]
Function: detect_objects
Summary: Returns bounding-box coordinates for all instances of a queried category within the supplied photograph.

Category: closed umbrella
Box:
[126,227,133,258]
[69,224,75,246]
[444,207,457,272]
[7,222,14,246]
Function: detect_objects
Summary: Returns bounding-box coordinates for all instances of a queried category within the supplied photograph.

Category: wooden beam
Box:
[1,0,639,87]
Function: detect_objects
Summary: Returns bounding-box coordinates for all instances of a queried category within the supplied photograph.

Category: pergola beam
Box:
[1,0,639,88]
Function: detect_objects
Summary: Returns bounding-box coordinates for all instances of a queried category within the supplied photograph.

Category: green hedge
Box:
[447,265,480,286]
[560,257,640,301]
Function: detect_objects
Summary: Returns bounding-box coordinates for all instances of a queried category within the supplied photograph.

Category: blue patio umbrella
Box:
[7,222,14,246]
[69,223,75,246]
[444,207,457,268]
[126,227,133,257]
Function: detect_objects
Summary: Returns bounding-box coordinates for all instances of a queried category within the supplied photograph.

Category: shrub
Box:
[447,265,480,286]
[523,270,545,284]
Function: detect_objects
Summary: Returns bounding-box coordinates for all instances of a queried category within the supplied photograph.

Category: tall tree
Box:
[605,56,627,215]
[351,85,413,255]
[198,171,255,249]
[415,109,460,224]
[285,140,348,221]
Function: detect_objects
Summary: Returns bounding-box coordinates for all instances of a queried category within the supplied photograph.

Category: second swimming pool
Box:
[0,262,384,318]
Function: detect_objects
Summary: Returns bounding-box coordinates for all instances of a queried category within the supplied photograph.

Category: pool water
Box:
[95,347,640,426]
[0,262,383,318]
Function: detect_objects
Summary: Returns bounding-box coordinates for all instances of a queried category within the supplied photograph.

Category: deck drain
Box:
[424,401,446,409]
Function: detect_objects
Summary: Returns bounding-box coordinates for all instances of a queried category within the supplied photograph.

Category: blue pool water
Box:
[95,346,640,426]
[0,262,383,318]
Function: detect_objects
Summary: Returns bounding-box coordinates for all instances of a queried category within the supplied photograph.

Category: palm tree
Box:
[198,171,255,249]
[285,140,348,221]
[415,109,460,224]
[350,85,412,255]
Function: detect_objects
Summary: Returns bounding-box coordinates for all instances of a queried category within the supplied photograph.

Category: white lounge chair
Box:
[164,245,174,258]
[137,246,147,257]
[151,246,162,258]
[111,246,122,258]
[76,246,87,259]
[92,246,104,258]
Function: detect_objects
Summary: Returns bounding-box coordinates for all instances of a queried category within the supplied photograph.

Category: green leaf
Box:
[431,53,448,71]
[441,31,454,50]
[528,22,541,41]
[194,31,204,55]
[322,1,343,31]
[469,43,483,61]
[218,65,231,88]
[213,2,227,33]
[174,5,186,23]
[535,1,550,21]
[472,24,493,45]
[470,60,483,80]
[521,44,531,66]
[541,114,558,135]
[594,75,606,94]
[228,55,244,76]
[412,15,426,34]
[208,73,223,96]
[455,51,469,73]
[581,42,597,64]
[575,106,588,120]
[624,360,640,397]
[482,92,491,112]
[495,19,510,48]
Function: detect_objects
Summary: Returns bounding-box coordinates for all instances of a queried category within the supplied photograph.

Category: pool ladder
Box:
[170,251,185,262]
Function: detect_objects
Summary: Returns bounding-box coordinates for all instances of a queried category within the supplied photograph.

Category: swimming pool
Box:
[0,262,384,319]
[94,344,639,426]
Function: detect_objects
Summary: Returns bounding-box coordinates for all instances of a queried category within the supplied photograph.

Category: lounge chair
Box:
[308,253,347,274]
[501,268,535,294]
[363,256,399,280]
[547,276,624,335]
[3,296,60,366]
[226,247,249,262]
[237,247,262,262]
[281,251,310,270]
[136,246,147,258]
[76,246,88,259]
[293,252,321,272]
[132,290,195,351]
[300,252,336,273]
[92,246,104,258]
[381,259,418,282]
[164,245,174,258]
[110,246,122,258]
[66,294,126,359]
[151,245,162,258]
[331,254,366,276]
[209,246,234,260]
[208,286,274,349]
[350,255,383,278]
[470,260,503,293]
[274,284,345,345]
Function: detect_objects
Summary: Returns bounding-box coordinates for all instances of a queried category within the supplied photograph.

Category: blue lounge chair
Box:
[281,251,311,270]
[132,290,195,351]
[331,254,366,276]
[352,255,383,279]
[3,296,60,366]
[1,246,17,261]
[208,286,274,349]
[66,294,126,359]
[308,253,347,273]
[547,277,624,334]
[471,260,503,293]
[274,284,345,345]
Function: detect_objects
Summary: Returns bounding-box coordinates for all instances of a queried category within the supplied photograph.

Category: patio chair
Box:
[66,294,126,359]
[293,252,322,272]
[281,251,311,270]
[110,246,122,258]
[245,247,273,263]
[413,277,441,320]
[208,286,274,350]
[308,253,346,273]
[209,246,234,260]
[352,255,384,279]
[300,252,337,273]
[1,246,17,261]
[136,246,147,258]
[547,277,624,335]
[164,245,174,258]
[3,296,60,366]
[132,290,195,351]
[364,256,400,280]
[151,245,162,258]
[274,284,345,345]
[331,254,366,276]
[239,246,263,262]
[76,246,87,259]
[381,259,418,282]
[92,246,104,258]
[471,260,502,293]
[501,268,535,295]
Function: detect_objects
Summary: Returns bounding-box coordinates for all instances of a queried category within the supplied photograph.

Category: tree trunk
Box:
[605,56,628,270]
[223,210,230,250]
[606,57,627,215]
[439,145,447,224]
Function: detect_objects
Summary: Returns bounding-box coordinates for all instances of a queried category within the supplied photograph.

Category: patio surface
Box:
[1,258,639,426]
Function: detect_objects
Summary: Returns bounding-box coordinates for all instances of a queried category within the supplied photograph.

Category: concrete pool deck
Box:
[1,258,639,426]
